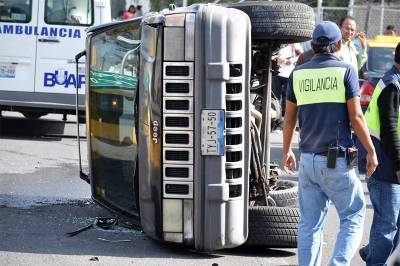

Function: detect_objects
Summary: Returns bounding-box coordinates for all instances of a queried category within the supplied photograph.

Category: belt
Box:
[316,150,346,157]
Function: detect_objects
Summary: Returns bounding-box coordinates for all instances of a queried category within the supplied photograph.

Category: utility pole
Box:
[317,0,323,23]
[348,0,354,16]
[380,0,385,35]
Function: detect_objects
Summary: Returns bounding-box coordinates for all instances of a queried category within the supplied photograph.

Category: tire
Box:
[246,206,299,247]
[270,180,298,208]
[21,111,48,120]
[230,1,315,44]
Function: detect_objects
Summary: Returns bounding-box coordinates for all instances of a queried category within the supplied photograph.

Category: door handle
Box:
[38,38,60,43]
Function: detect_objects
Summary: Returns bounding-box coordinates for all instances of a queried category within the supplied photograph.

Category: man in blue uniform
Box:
[359,42,400,265]
[282,21,378,265]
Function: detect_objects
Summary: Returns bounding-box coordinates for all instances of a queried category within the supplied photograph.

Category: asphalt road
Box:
[0,112,371,266]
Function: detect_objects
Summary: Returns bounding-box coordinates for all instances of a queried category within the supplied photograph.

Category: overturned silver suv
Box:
[82,2,314,251]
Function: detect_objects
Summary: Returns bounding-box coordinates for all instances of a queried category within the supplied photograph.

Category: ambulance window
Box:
[45,0,93,26]
[0,0,32,23]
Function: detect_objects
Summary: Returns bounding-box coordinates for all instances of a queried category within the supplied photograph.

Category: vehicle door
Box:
[35,0,93,94]
[86,19,141,222]
[0,0,37,92]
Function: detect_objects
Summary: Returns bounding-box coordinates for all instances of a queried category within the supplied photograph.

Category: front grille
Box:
[226,117,242,128]
[226,83,242,94]
[165,133,189,144]
[166,100,189,110]
[226,168,242,179]
[165,150,189,161]
[165,167,189,178]
[166,82,190,94]
[226,100,242,111]
[166,65,190,76]
[165,184,189,195]
[229,184,242,198]
[165,116,189,127]
[226,151,242,162]
[226,134,242,145]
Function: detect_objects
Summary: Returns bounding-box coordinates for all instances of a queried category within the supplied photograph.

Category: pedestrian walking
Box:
[282,21,378,266]
[339,15,368,72]
[272,43,303,119]
[359,42,400,265]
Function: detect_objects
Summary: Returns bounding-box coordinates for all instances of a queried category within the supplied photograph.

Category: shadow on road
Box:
[0,115,85,139]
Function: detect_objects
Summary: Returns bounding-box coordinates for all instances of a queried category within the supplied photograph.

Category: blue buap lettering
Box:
[44,71,85,89]
[0,24,81,38]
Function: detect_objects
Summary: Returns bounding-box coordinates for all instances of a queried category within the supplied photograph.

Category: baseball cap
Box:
[312,21,342,47]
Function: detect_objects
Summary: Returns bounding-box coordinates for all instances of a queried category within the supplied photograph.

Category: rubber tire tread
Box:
[270,180,298,208]
[246,206,299,247]
[230,1,315,43]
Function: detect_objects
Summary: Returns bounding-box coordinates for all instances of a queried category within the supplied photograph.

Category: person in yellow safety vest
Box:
[359,42,400,265]
[283,21,378,266]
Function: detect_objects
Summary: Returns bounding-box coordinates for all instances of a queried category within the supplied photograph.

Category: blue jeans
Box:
[298,153,366,266]
[362,177,400,266]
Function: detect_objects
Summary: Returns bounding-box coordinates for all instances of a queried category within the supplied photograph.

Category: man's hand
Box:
[366,151,378,177]
[283,150,297,175]
[396,170,400,184]
[356,32,367,49]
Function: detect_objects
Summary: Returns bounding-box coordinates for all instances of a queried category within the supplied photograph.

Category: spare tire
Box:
[270,180,298,208]
[230,1,315,44]
[246,206,299,247]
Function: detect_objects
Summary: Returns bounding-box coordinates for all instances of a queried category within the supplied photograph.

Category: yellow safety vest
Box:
[293,67,347,106]
[365,79,400,139]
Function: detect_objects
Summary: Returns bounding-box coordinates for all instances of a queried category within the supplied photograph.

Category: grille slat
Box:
[166,167,189,178]
[166,66,190,76]
[226,151,242,162]
[226,100,242,111]
[229,64,242,77]
[165,150,189,161]
[165,184,189,195]
[165,133,189,144]
[166,83,190,94]
[226,134,242,145]
[229,184,242,198]
[226,168,242,179]
[226,117,242,128]
[165,100,189,110]
[165,116,189,127]
[226,83,242,94]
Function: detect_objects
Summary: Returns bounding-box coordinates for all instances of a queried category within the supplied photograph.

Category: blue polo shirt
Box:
[286,53,360,153]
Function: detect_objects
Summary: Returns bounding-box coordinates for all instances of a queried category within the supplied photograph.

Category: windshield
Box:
[367,47,395,74]
[88,22,140,217]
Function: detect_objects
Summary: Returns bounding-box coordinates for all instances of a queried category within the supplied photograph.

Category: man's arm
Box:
[347,97,378,176]
[356,32,367,70]
[282,100,298,175]
[378,84,400,181]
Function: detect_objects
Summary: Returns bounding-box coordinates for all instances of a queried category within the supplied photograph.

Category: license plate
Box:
[0,65,16,78]
[201,109,225,156]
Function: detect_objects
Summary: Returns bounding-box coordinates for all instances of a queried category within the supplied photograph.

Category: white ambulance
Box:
[0,0,111,119]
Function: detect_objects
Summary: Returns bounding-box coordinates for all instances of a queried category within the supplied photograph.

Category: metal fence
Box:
[126,0,400,38]
[317,4,400,37]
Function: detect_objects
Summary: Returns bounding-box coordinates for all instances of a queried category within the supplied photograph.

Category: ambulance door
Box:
[0,0,37,92]
[35,0,93,94]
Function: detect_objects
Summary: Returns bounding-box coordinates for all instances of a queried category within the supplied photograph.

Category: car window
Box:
[367,47,395,74]
[0,0,32,23]
[45,0,93,26]
[88,23,141,216]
